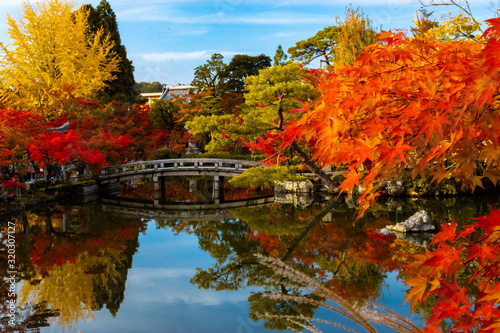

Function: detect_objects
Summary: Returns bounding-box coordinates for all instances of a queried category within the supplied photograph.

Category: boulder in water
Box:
[386,210,436,233]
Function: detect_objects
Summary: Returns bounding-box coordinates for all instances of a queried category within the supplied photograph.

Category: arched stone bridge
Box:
[98,158,264,205]
[98,158,262,184]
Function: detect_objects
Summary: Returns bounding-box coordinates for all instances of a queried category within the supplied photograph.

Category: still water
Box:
[2,178,500,332]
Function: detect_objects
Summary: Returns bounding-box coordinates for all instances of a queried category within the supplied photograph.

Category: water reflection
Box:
[120,176,274,204]
[1,204,146,331]
[1,188,499,332]
[169,197,404,331]
[254,254,421,333]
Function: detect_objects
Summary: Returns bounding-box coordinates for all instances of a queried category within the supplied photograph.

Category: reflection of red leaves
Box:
[116,229,133,239]
[223,185,273,201]
[246,232,281,254]
[29,218,142,274]
[367,233,389,242]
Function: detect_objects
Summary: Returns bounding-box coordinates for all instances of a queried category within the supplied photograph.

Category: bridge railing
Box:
[99,158,262,178]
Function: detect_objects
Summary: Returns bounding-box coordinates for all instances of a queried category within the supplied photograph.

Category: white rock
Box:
[273,180,313,193]
[387,210,436,233]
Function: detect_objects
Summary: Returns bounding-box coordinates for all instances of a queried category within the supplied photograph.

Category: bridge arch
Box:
[98,158,262,184]
[98,158,264,205]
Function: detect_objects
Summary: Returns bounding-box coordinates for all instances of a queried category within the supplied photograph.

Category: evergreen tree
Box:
[191,53,227,97]
[288,26,340,67]
[134,81,163,93]
[84,0,136,104]
[222,54,272,94]
[273,45,288,66]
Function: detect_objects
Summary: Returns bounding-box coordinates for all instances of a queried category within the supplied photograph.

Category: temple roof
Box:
[159,85,197,100]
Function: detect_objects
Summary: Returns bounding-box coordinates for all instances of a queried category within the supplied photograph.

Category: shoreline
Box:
[0,181,100,222]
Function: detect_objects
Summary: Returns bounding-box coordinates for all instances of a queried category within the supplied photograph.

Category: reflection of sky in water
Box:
[37,217,418,333]
[69,220,268,333]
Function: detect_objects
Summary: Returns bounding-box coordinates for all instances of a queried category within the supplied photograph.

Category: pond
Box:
[2,177,500,332]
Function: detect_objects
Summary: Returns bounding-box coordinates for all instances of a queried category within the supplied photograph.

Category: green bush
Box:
[192,151,264,161]
[150,148,179,160]
[331,173,346,186]
[229,165,308,189]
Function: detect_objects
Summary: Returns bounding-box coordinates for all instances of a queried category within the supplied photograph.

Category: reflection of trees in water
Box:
[370,194,500,227]
[255,255,422,333]
[120,177,275,204]
[157,217,268,290]
[0,302,59,333]
[121,177,213,203]
[152,194,500,330]
[1,203,145,330]
[160,196,409,331]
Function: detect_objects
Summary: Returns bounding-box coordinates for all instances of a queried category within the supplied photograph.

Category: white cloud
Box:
[126,267,250,306]
[127,267,193,282]
[140,50,237,62]
[141,50,212,62]
[128,285,249,306]
[110,0,493,26]
[176,29,210,36]
[273,32,297,38]
[114,5,336,26]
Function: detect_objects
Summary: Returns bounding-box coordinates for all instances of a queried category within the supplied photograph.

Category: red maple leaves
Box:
[404,207,500,332]
[278,18,500,213]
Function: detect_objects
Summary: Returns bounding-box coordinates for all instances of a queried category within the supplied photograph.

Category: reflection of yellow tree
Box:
[19,247,125,328]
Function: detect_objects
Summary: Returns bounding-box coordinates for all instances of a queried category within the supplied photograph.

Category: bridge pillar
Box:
[160,176,166,197]
[153,176,166,205]
[213,176,224,204]
[189,179,197,192]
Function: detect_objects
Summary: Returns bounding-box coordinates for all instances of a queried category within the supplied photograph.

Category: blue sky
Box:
[0,0,495,85]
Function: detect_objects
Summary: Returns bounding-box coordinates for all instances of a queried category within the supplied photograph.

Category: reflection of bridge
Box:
[100,195,275,221]
[98,158,263,204]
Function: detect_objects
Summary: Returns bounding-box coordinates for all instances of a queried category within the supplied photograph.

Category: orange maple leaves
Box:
[404,208,500,332]
[282,18,500,212]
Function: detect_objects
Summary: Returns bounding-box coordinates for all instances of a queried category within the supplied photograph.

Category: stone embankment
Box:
[0,181,100,221]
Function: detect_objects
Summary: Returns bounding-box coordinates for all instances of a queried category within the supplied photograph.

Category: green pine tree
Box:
[84,0,136,104]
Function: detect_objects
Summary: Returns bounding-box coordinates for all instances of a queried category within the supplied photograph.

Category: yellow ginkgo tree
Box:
[0,0,119,120]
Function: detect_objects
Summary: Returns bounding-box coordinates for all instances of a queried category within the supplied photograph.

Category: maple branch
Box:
[470,229,500,245]
[289,141,338,192]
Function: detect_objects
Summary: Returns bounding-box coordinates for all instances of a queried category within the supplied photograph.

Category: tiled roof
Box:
[160,85,197,100]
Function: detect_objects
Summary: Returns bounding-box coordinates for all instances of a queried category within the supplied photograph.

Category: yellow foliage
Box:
[333,7,376,71]
[0,0,119,120]
[18,248,125,329]
[390,239,424,264]
[429,12,483,41]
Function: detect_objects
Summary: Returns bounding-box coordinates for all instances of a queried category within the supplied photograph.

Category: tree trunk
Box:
[290,141,337,192]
